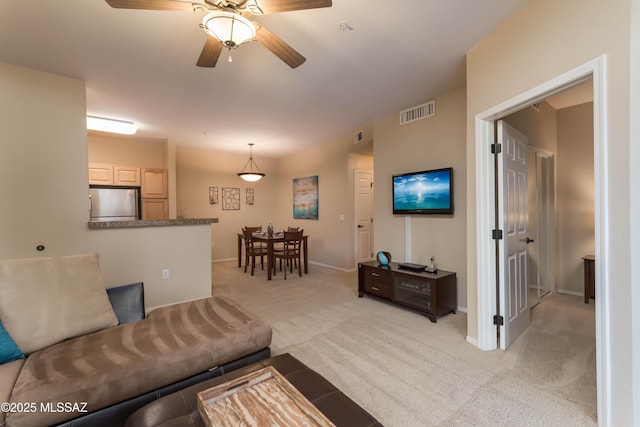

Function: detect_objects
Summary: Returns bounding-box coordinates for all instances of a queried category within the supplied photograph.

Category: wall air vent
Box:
[354,130,364,145]
[399,100,435,125]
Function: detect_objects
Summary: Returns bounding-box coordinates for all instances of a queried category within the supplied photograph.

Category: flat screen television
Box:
[392,167,453,215]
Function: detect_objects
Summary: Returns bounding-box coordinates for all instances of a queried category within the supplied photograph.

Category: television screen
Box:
[392,167,453,215]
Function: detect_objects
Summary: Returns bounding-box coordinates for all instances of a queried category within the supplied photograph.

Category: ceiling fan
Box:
[105,0,332,68]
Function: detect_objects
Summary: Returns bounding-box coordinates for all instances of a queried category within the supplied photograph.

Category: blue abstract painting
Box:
[293,176,318,220]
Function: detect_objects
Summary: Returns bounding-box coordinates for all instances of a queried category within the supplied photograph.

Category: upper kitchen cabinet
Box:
[89,163,141,186]
[141,168,168,198]
[114,166,141,186]
[88,163,114,185]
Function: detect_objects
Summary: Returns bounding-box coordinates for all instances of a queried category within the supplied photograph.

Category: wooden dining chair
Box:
[244,226,266,249]
[273,230,303,279]
[273,226,298,250]
[242,229,267,275]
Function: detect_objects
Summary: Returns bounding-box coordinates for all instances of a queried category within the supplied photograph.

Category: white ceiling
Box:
[0,0,532,158]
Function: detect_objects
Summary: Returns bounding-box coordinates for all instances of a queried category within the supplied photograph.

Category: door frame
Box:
[473,56,608,422]
[354,169,374,267]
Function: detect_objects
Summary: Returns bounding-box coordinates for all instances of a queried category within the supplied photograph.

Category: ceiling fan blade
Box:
[105,0,197,12]
[250,0,331,15]
[255,25,306,68]
[196,36,223,67]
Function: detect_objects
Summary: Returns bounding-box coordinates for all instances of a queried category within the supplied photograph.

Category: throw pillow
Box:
[0,320,23,364]
[0,253,118,355]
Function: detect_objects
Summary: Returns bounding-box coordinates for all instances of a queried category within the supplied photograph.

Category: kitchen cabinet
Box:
[89,163,140,186]
[114,166,141,186]
[141,168,168,198]
[89,163,169,220]
[141,198,169,220]
[88,163,114,185]
[141,168,169,220]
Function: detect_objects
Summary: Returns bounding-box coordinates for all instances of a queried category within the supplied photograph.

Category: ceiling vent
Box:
[354,130,365,145]
[400,100,435,125]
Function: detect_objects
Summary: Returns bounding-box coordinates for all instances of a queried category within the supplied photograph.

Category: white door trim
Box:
[354,169,374,267]
[473,56,609,424]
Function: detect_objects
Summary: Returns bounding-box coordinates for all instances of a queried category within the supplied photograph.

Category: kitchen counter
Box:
[87,218,218,230]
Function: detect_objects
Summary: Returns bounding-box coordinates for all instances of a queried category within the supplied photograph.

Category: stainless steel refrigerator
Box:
[89,187,140,221]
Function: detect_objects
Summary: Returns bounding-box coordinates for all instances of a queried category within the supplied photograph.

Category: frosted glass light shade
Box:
[202,11,256,48]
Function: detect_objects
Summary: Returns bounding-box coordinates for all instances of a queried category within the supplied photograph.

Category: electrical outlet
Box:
[162,269,169,279]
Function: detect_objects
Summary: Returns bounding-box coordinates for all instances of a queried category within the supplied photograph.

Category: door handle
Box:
[358,225,364,228]
[521,237,534,244]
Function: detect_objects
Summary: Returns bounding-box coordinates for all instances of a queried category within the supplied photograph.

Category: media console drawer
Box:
[360,265,393,299]
[357,261,457,323]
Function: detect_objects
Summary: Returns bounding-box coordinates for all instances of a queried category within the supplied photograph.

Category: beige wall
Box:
[557,103,595,294]
[175,136,373,270]
[0,63,212,310]
[274,137,372,270]
[373,88,467,308]
[466,0,633,422]
[88,134,167,168]
[176,146,279,261]
[503,101,558,154]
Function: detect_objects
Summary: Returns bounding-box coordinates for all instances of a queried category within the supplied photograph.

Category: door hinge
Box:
[492,229,503,240]
[491,143,502,154]
[493,315,504,326]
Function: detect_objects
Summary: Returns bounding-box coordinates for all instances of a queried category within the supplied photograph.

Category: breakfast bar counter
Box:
[87,218,218,230]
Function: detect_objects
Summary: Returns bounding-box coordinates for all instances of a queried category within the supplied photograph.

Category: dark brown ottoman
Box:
[125,353,382,427]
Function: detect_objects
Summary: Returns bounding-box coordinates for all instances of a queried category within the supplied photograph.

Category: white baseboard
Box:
[308,261,357,273]
[457,305,468,313]
[211,258,237,263]
[211,258,356,273]
[466,336,479,348]
[557,288,584,297]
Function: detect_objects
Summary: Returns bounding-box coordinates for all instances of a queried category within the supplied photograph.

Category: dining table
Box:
[237,232,309,280]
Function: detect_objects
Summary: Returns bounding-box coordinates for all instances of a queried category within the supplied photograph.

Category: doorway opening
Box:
[474,56,608,422]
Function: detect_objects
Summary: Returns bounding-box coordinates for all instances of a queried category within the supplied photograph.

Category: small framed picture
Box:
[209,187,218,204]
[246,188,254,205]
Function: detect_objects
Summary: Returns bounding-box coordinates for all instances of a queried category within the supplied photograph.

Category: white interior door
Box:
[355,170,374,264]
[498,121,530,349]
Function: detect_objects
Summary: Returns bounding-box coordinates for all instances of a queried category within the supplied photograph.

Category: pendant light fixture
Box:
[237,143,265,182]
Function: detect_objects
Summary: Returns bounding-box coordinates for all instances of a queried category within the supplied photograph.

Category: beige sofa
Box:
[0,254,272,427]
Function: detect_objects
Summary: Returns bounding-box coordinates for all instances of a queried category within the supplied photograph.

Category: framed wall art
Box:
[209,186,218,204]
[246,188,254,205]
[293,175,318,219]
[222,187,240,210]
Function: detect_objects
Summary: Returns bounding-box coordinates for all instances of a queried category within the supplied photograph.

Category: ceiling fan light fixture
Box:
[237,143,265,182]
[202,11,256,48]
[86,115,137,135]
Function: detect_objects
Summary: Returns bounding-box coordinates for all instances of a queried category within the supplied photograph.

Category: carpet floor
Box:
[212,260,597,426]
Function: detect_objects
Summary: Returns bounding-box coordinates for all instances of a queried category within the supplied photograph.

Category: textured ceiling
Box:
[0,0,531,158]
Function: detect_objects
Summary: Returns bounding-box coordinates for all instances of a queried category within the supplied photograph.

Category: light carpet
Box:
[212,261,596,426]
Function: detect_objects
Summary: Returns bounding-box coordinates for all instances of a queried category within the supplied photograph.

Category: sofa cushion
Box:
[0,320,23,364]
[0,359,24,427]
[7,296,272,427]
[106,282,145,324]
[0,253,118,355]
